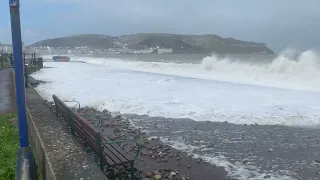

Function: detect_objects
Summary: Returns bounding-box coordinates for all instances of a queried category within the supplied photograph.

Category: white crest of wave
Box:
[44,49,320,92]
[268,49,320,73]
[198,50,320,91]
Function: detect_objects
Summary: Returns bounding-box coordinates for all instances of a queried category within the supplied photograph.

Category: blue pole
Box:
[9,0,37,179]
[9,0,28,148]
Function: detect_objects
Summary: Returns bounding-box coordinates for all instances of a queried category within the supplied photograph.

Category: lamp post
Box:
[9,0,37,179]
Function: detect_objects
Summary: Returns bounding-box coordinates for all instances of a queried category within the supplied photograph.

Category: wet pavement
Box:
[0,68,16,114]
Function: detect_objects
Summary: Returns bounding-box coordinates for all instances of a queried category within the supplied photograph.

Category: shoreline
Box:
[33,67,320,180]
[47,101,320,180]
[75,107,230,180]
[48,102,230,179]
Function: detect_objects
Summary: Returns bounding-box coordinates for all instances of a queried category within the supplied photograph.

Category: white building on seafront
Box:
[158,48,173,54]
[1,44,13,53]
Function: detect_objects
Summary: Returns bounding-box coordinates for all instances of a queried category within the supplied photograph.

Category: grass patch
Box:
[0,114,19,180]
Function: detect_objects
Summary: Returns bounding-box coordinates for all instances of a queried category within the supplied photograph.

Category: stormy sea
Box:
[32,50,320,180]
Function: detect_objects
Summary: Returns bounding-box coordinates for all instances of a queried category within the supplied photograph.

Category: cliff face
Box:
[30,33,274,54]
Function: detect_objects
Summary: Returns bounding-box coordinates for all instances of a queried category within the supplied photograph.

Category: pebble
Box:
[171,171,177,176]
[315,160,320,164]
[154,174,161,180]
[187,165,191,169]
[160,152,167,158]
[163,173,169,178]
[145,172,151,178]
[242,159,249,164]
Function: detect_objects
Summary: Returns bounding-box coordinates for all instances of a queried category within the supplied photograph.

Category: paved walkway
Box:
[0,68,16,114]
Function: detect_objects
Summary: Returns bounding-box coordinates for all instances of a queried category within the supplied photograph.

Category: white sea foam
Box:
[42,50,320,92]
[32,56,320,126]
[159,137,294,180]
[32,52,320,179]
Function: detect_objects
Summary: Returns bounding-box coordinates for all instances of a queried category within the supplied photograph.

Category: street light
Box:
[9,0,37,179]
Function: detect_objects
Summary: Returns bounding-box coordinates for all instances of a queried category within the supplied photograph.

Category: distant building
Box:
[144,49,154,54]
[1,44,13,53]
[75,46,88,50]
[158,48,173,54]
[47,46,52,54]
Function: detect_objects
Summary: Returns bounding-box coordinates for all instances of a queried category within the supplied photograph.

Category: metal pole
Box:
[0,42,3,68]
[23,52,25,65]
[9,0,37,179]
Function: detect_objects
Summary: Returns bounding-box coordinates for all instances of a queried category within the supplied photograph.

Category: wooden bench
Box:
[52,95,139,180]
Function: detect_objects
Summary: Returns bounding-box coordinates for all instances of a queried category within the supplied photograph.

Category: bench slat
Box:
[102,151,116,166]
[104,137,133,162]
[102,138,132,162]
[102,146,123,165]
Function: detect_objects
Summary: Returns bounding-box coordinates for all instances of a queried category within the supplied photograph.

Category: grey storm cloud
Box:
[11,0,320,50]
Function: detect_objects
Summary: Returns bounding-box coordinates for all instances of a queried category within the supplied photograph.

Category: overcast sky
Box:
[0,0,320,51]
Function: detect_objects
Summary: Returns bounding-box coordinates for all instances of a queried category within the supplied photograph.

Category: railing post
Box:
[67,109,75,136]
[24,64,28,88]
[95,133,104,170]
[9,0,37,179]
[10,53,13,66]
[1,54,3,68]
[0,43,3,68]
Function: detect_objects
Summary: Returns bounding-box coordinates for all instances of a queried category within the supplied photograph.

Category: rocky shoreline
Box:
[49,103,230,180]
[79,107,230,180]
[50,104,320,180]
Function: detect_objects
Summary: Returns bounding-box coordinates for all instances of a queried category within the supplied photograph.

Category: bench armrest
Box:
[101,139,140,161]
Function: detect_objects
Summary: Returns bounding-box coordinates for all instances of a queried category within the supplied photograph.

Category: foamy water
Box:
[34,51,320,180]
[37,51,320,126]
[43,50,320,92]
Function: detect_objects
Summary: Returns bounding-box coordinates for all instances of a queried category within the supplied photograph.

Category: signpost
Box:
[9,0,37,179]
